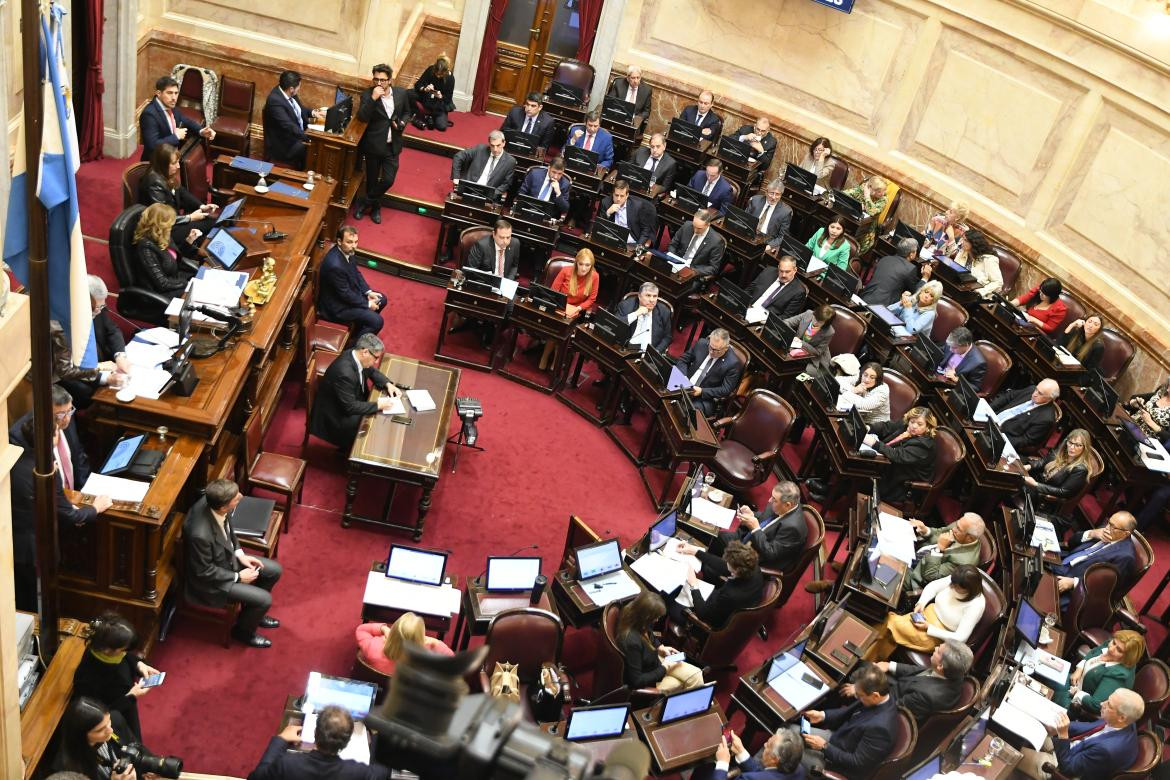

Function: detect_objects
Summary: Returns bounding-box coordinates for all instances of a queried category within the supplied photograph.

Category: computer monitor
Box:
[564,704,630,742]
[831,190,863,220]
[462,267,503,294]
[546,80,583,104]
[616,161,651,191]
[1120,419,1152,455]
[674,184,708,214]
[324,92,353,133]
[177,288,195,345]
[722,203,758,238]
[529,283,568,312]
[485,557,542,592]
[809,369,839,408]
[591,215,631,248]
[513,193,557,222]
[893,221,925,256]
[1085,369,1119,416]
[955,710,990,760]
[601,96,635,125]
[563,144,599,175]
[765,639,808,682]
[642,345,675,386]
[99,433,146,476]
[978,420,1007,464]
[841,406,867,451]
[821,264,860,299]
[590,307,627,346]
[867,304,906,335]
[912,330,944,369]
[659,682,716,724]
[667,117,702,145]
[574,539,622,580]
[303,672,378,719]
[783,163,816,196]
[204,227,248,270]
[717,135,753,164]
[648,511,678,553]
[457,179,497,204]
[904,755,942,780]
[761,316,797,352]
[1033,331,1057,362]
[714,279,751,314]
[1015,597,1043,648]
[385,545,448,586]
[935,256,976,285]
[677,390,699,433]
[503,129,539,156]
[782,237,815,271]
[215,197,246,225]
[952,375,981,421]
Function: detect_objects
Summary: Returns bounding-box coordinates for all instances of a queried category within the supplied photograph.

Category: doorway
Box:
[486,0,582,113]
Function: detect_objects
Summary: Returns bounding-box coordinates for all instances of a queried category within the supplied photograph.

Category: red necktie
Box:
[495,247,504,276]
[1070,723,1107,742]
[585,133,594,151]
[165,108,177,134]
[57,434,73,490]
[886,432,911,446]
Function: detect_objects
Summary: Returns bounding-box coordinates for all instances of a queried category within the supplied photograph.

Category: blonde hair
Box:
[568,249,595,298]
[383,612,426,661]
[133,203,176,248]
[434,53,451,77]
[1113,629,1145,668]
[1045,428,1098,480]
[917,280,943,311]
[904,406,938,438]
[948,201,970,223]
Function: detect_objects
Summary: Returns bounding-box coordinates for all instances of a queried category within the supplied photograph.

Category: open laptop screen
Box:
[385,545,447,586]
[204,227,247,270]
[485,557,541,592]
[649,511,678,552]
[564,704,630,741]
[574,539,622,580]
[766,639,808,682]
[1015,598,1043,648]
[303,672,377,719]
[660,682,715,724]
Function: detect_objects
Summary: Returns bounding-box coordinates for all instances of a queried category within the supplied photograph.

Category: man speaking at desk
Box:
[310,333,402,451]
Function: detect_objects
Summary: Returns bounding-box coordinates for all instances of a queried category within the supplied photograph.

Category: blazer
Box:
[675,338,743,405]
[1054,641,1135,714]
[598,194,657,246]
[1051,722,1139,780]
[861,255,920,306]
[678,104,723,138]
[909,521,981,588]
[10,412,91,486]
[989,385,1057,452]
[690,567,763,629]
[1053,537,1137,583]
[450,144,516,200]
[500,106,556,149]
[518,167,572,216]
[868,419,937,501]
[632,146,677,192]
[134,238,191,296]
[820,696,899,777]
[565,123,614,170]
[615,296,672,353]
[607,77,652,120]
[247,736,389,780]
[1063,331,1105,372]
[93,309,127,363]
[73,649,145,738]
[182,496,244,607]
[262,85,315,163]
[687,170,734,214]
[668,222,726,278]
[618,630,665,688]
[308,350,391,449]
[357,85,412,157]
[783,309,835,377]
[711,758,803,780]
[137,170,202,217]
[465,234,521,280]
[799,153,837,186]
[938,346,988,390]
[10,445,97,567]
[746,194,792,249]
[1027,454,1089,500]
[318,245,373,321]
[729,124,777,169]
[139,99,202,161]
[887,664,963,722]
[736,504,807,572]
[747,267,807,319]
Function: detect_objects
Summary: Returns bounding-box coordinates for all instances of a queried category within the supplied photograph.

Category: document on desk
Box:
[630,552,711,604]
[189,276,245,308]
[1052,346,1081,367]
[379,396,407,415]
[497,278,519,300]
[973,397,995,422]
[858,442,878,455]
[849,293,866,306]
[1029,517,1062,554]
[1007,680,1067,728]
[1139,439,1170,473]
[580,571,641,606]
[744,306,769,324]
[405,389,436,412]
[80,474,150,503]
[768,661,828,711]
[689,495,737,529]
[124,340,175,369]
[877,513,916,564]
[806,257,828,275]
[124,367,174,399]
[134,327,180,348]
[1015,644,1070,687]
[363,572,461,616]
[992,696,1050,750]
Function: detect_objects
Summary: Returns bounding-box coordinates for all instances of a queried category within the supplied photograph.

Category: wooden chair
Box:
[909,677,977,764]
[238,508,285,561]
[302,352,324,457]
[708,389,794,493]
[179,138,210,204]
[169,535,239,648]
[1036,448,1103,519]
[457,226,493,268]
[351,649,389,705]
[122,162,150,209]
[476,608,565,720]
[1057,291,1086,334]
[767,506,825,611]
[897,569,1004,667]
[550,60,595,103]
[1132,658,1170,731]
[210,75,255,157]
[903,426,965,516]
[827,157,849,190]
[242,411,306,531]
[298,282,348,370]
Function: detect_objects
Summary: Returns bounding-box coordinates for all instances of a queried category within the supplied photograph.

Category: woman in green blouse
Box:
[1053,629,1144,717]
[805,216,851,271]
[842,175,888,254]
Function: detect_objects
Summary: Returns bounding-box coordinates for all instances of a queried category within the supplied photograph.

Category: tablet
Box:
[99,433,146,476]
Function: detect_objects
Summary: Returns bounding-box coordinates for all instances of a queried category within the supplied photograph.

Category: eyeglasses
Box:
[372,77,390,83]
[54,407,75,420]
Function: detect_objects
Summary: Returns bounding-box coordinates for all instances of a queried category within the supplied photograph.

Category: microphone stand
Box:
[189,305,244,359]
[224,217,286,241]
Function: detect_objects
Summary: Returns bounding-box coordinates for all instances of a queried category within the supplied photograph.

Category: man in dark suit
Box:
[308,333,401,450]
[747,255,807,320]
[499,92,556,151]
[861,641,972,722]
[673,329,743,417]
[668,209,726,280]
[1018,688,1143,780]
[10,384,92,487]
[631,133,677,198]
[937,326,987,389]
[682,481,806,577]
[729,117,777,170]
[183,479,284,648]
[317,226,386,338]
[678,90,723,140]
[566,110,615,172]
[685,541,763,629]
[607,66,652,127]
[87,276,130,371]
[1053,511,1138,595]
[701,728,804,780]
[687,159,734,214]
[802,663,899,777]
[450,130,516,201]
[990,378,1059,451]
[598,180,656,246]
[139,75,214,161]
[354,64,412,224]
[861,237,920,306]
[616,282,672,353]
[746,178,793,254]
[465,219,520,280]
[518,157,572,218]
[261,70,323,170]
[248,707,389,779]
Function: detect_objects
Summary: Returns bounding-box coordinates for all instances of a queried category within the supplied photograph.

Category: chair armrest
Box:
[1115,606,1147,634]
[477,669,490,693]
[179,256,200,274]
[751,446,780,465]
[712,416,734,429]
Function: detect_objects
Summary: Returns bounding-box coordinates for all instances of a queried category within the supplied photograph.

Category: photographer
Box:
[73,612,161,741]
[53,697,172,780]
[248,705,388,779]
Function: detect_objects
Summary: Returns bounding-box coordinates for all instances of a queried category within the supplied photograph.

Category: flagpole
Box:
[23,0,61,658]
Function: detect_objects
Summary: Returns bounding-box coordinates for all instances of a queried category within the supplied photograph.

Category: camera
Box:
[118,743,184,779]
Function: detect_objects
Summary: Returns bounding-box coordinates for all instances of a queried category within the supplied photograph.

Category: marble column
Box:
[587,0,627,108]
[102,0,139,159]
[452,0,490,111]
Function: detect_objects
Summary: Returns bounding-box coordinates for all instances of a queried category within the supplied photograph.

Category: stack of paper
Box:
[629,550,712,605]
[583,571,642,606]
[124,367,173,399]
[689,496,736,529]
[190,276,245,308]
[768,660,828,711]
[497,278,519,300]
[1053,346,1081,367]
[744,306,769,324]
[134,327,180,347]
[379,396,407,415]
[124,340,175,370]
[362,572,461,616]
[806,257,829,274]
[991,680,1068,749]
[973,397,995,422]
[877,513,916,564]
[406,389,436,412]
[80,474,150,503]
[1029,517,1062,553]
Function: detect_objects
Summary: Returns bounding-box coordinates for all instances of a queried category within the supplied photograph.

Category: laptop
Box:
[648,511,678,553]
[204,227,248,270]
[564,704,630,742]
[718,135,753,164]
[98,433,146,477]
[668,117,702,145]
[592,215,632,248]
[766,639,808,682]
[722,203,758,238]
[904,755,942,780]
[659,682,716,724]
[385,545,448,586]
[867,304,910,338]
[1015,598,1043,648]
[831,189,863,220]
[303,671,378,719]
[485,556,542,592]
[574,539,627,587]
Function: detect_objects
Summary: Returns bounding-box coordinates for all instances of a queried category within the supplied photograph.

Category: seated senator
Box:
[805,216,851,271]
[684,540,764,630]
[702,728,804,780]
[799,137,837,187]
[1011,277,1068,335]
[1053,630,1143,717]
[888,280,943,336]
[132,203,198,297]
[607,65,652,127]
[813,406,937,505]
[668,208,726,282]
[747,254,807,320]
[631,133,677,198]
[857,640,973,723]
[905,512,986,591]
[922,201,969,257]
[319,225,387,338]
[597,179,657,247]
[1053,511,1138,597]
[465,218,521,281]
[1017,688,1143,780]
[1024,428,1098,502]
[355,612,454,678]
[53,696,153,780]
[989,379,1060,452]
[51,319,126,409]
[87,275,131,374]
[865,565,985,661]
[1126,378,1170,438]
[617,591,705,692]
[499,91,555,150]
[784,304,837,377]
[681,481,806,578]
[1061,313,1106,372]
[137,142,215,250]
[518,156,572,218]
[309,333,402,450]
[936,327,987,388]
[842,175,887,254]
[801,662,898,779]
[411,53,455,131]
[861,237,920,306]
[729,117,776,170]
[539,248,599,371]
[72,612,160,742]
[687,158,733,214]
[449,131,516,201]
[678,89,723,139]
[673,327,742,417]
[249,705,390,780]
[617,282,672,353]
[954,229,1002,298]
[747,178,792,255]
[836,361,891,425]
[565,109,614,172]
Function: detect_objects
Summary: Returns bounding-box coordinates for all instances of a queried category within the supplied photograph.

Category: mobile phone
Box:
[140,672,166,688]
[842,640,859,655]
[663,652,686,664]
[800,717,811,735]
[801,672,822,688]
[911,612,926,624]
[721,725,733,742]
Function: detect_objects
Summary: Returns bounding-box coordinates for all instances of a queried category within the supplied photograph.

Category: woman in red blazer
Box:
[1012,277,1067,335]
[540,249,601,370]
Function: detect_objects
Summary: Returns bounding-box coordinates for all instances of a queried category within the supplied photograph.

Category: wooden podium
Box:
[306,116,367,215]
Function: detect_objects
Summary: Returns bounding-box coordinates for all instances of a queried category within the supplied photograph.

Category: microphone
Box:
[223,217,286,241]
[473,544,539,585]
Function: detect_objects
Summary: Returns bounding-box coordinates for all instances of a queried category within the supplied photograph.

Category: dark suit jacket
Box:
[10,413,91,487]
[357,86,412,157]
[887,664,962,722]
[465,235,520,280]
[746,194,792,249]
[450,145,516,200]
[134,238,191,296]
[938,346,987,390]
[679,104,723,138]
[783,310,836,377]
[318,245,373,322]
[566,123,615,170]
[989,385,1057,451]
[1053,537,1137,583]
[711,760,803,780]
[618,630,665,688]
[10,445,96,566]
[500,106,556,149]
[687,171,734,214]
[691,567,763,629]
[1052,722,1138,780]
[668,223,725,278]
[607,77,652,120]
[747,267,807,319]
[247,736,388,780]
[183,496,243,607]
[518,167,572,216]
[308,350,391,448]
[820,696,899,777]
[729,124,777,169]
[861,255,920,306]
[868,420,937,501]
[139,99,202,161]
[93,309,127,363]
[632,146,677,192]
[137,170,202,216]
[262,85,315,163]
[615,296,672,353]
[744,504,807,572]
[675,339,743,405]
[598,194,657,246]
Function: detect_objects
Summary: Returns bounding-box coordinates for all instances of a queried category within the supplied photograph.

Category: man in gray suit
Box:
[861,237,921,306]
[450,130,517,201]
[746,178,793,255]
[845,641,972,722]
[680,482,807,577]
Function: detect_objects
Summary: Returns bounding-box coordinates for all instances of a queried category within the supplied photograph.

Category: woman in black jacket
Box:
[53,697,138,780]
[616,591,704,692]
[685,541,763,629]
[1024,428,1098,500]
[73,612,160,741]
[1061,313,1105,373]
[137,143,215,253]
[865,406,939,502]
[132,203,196,296]
[411,54,455,131]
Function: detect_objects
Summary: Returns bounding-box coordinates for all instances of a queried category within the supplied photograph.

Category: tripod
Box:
[446,421,484,473]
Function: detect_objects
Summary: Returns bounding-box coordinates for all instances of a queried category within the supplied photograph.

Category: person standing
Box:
[354,64,412,224]
[262,70,324,169]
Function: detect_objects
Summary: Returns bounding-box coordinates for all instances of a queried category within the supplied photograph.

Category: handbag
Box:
[527,663,566,723]
[489,661,520,702]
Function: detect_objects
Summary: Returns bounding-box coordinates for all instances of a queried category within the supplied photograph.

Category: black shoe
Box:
[807,478,828,494]
[232,630,272,648]
[353,201,367,220]
[592,376,610,387]
[259,616,280,629]
[412,116,428,130]
[370,207,382,225]
[425,116,435,130]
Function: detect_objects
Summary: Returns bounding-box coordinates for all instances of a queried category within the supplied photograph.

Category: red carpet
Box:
[404,110,504,150]
[354,209,440,268]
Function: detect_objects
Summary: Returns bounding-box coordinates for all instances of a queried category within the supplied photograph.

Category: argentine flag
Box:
[3,4,96,368]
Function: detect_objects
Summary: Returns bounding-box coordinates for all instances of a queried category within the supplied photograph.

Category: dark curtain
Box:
[576,0,605,63]
[78,0,105,161]
[471,0,509,115]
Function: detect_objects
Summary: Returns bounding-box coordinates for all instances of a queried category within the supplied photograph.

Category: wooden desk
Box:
[21,619,87,779]
[957,426,1026,516]
[571,232,636,309]
[633,702,725,775]
[806,604,880,679]
[434,282,511,372]
[556,325,636,427]
[213,154,346,242]
[727,643,836,738]
[540,715,638,765]
[624,251,697,323]
[434,194,506,271]
[360,562,459,639]
[550,567,638,629]
[451,578,559,650]
[495,297,577,393]
[305,115,367,218]
[719,224,769,286]
[970,303,1085,387]
[343,354,460,540]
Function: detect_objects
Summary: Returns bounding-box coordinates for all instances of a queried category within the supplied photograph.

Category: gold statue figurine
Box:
[244,257,278,305]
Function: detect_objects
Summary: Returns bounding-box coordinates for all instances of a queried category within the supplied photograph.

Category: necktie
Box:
[697,112,706,126]
[702,179,715,197]
[289,95,303,130]
[1066,542,1104,568]
[495,246,504,276]
[758,204,773,234]
[691,355,715,386]
[477,154,498,186]
[887,431,911,446]
[56,434,73,490]
[1070,723,1107,743]
[626,86,637,103]
[685,232,703,260]
[998,400,1037,423]
[165,108,177,134]
[761,281,786,308]
[538,176,552,201]
[646,156,659,181]
[523,116,534,135]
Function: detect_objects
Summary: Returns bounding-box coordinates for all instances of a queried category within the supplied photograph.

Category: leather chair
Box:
[168,534,240,648]
[708,389,795,492]
[476,608,564,714]
[1056,291,1085,334]
[725,179,741,209]
[822,706,916,780]
[593,602,660,706]
[878,184,901,229]
[683,576,782,675]
[827,157,849,190]
[1036,448,1103,519]
[550,60,595,103]
[179,139,211,204]
[298,283,349,370]
[210,76,255,158]
[843,235,862,275]
[302,352,324,456]
[457,226,493,268]
[930,296,968,344]
[178,68,205,125]
[978,532,998,575]
[108,204,185,325]
[903,426,964,517]
[542,254,574,286]
[828,304,866,357]
[973,340,1011,397]
[897,569,1004,667]
[769,507,825,611]
[1043,729,1161,780]
[910,677,976,763]
[241,411,306,531]
[1099,328,1135,383]
[991,244,1021,294]
[1063,563,1125,649]
[1126,530,1154,597]
[351,650,388,705]
[1133,658,1170,730]
[882,368,919,422]
[122,162,150,209]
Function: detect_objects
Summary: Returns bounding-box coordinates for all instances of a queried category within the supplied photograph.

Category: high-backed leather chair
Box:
[1133,659,1170,730]
[108,205,173,325]
[898,569,1003,667]
[931,296,968,344]
[210,76,255,158]
[903,426,964,516]
[828,304,866,357]
[909,677,976,763]
[973,340,1011,397]
[1127,531,1154,596]
[708,389,794,492]
[1056,291,1085,334]
[476,608,564,707]
[1044,729,1161,780]
[882,368,919,422]
[768,507,825,611]
[542,254,574,286]
[828,157,849,190]
[178,68,205,125]
[978,532,998,573]
[457,226,493,268]
[122,162,150,209]
[991,244,1021,294]
[878,184,901,229]
[684,576,782,674]
[594,603,660,706]
[241,411,306,532]
[1062,563,1122,648]
[843,234,862,274]
[179,139,210,204]
[302,352,321,456]
[1099,328,1136,384]
[822,706,917,780]
[298,283,349,369]
[550,60,595,102]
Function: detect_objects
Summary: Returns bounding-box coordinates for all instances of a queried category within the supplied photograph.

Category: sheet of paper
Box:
[806,257,828,275]
[973,397,995,422]
[307,123,326,133]
[744,306,768,324]
[124,367,173,399]
[583,571,642,606]
[124,340,174,369]
[338,722,371,764]
[689,496,737,529]
[1052,346,1081,366]
[80,473,150,503]
[836,393,856,413]
[768,662,828,711]
[497,277,519,300]
[379,396,407,415]
[1015,645,1070,687]
[362,572,461,616]
[991,699,1048,750]
[1001,437,1021,464]
[1029,518,1062,553]
[134,327,180,347]
[1006,681,1067,728]
[858,442,877,455]
[190,277,244,308]
[1139,439,1170,473]
[196,267,248,289]
[405,389,436,412]
[877,513,917,564]
[630,553,711,605]
[850,293,866,306]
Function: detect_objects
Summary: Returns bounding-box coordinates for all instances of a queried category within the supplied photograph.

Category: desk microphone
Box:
[224,218,286,241]
[473,544,539,586]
